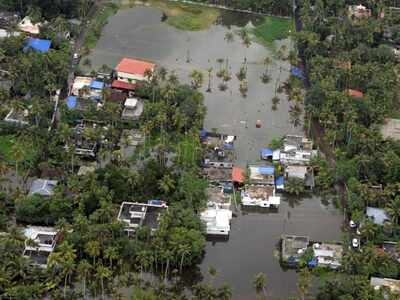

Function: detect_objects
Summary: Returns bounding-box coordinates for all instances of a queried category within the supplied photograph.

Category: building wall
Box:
[117,71,146,83]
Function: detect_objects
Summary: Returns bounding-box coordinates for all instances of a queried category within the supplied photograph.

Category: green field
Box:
[147,0,220,31]
[253,16,293,46]
[0,135,38,165]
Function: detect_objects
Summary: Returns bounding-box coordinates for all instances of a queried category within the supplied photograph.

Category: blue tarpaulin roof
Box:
[24,38,51,53]
[258,166,274,175]
[275,176,284,188]
[90,80,104,90]
[261,148,273,158]
[67,96,77,109]
[291,67,304,80]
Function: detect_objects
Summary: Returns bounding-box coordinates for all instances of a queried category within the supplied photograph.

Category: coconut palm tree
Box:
[206,67,213,92]
[48,241,77,299]
[105,246,119,270]
[85,240,100,266]
[386,196,400,225]
[224,31,234,69]
[77,259,91,299]
[253,272,267,298]
[96,264,111,299]
[189,70,204,89]
[298,268,311,300]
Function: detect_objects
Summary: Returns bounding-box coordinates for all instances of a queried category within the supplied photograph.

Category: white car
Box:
[352,238,359,248]
[349,220,356,228]
[73,53,79,60]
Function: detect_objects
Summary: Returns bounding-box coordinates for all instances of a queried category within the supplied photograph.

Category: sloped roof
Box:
[18,16,40,34]
[232,166,245,183]
[347,89,364,98]
[111,80,136,91]
[115,58,155,76]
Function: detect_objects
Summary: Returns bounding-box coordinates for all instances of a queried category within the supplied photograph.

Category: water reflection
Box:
[216,10,264,28]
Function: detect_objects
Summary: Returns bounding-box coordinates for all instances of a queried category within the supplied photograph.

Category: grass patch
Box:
[253,16,293,47]
[146,0,220,31]
[0,135,39,165]
[84,3,119,50]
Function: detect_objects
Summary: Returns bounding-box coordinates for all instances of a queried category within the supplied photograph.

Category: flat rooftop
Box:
[244,185,274,199]
[281,234,310,261]
[203,167,232,182]
[118,202,167,231]
[207,186,231,204]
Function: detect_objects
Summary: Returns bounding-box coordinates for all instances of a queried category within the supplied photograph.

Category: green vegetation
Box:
[147,0,220,31]
[83,3,119,50]
[188,0,293,16]
[0,135,39,165]
[253,16,293,46]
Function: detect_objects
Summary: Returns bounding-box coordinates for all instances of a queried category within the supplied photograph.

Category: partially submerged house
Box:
[241,185,280,208]
[248,165,275,185]
[207,186,231,209]
[23,226,59,267]
[66,95,97,111]
[202,132,236,168]
[29,179,58,197]
[260,147,280,161]
[115,58,155,83]
[203,167,233,183]
[382,241,400,263]
[231,166,245,186]
[280,135,316,166]
[121,98,144,121]
[311,243,343,269]
[200,207,232,236]
[117,201,168,235]
[366,207,390,225]
[285,165,315,188]
[119,129,144,159]
[281,234,310,266]
[370,277,400,294]
[111,79,136,92]
[381,118,400,141]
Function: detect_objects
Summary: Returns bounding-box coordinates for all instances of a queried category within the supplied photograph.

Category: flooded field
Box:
[85,5,342,299]
[85,6,301,167]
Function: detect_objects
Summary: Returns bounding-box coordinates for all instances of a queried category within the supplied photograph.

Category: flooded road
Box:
[85,6,302,167]
[85,6,342,299]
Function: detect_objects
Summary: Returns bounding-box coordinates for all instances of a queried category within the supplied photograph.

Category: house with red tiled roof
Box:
[115,58,155,83]
[347,89,364,98]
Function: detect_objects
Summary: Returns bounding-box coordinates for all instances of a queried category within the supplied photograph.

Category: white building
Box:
[241,185,280,208]
[23,226,59,267]
[200,207,232,236]
[115,58,155,83]
[312,243,343,269]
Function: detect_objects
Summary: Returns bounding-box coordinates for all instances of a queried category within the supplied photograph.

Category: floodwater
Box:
[85,6,342,299]
[85,6,302,167]
[198,195,342,300]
